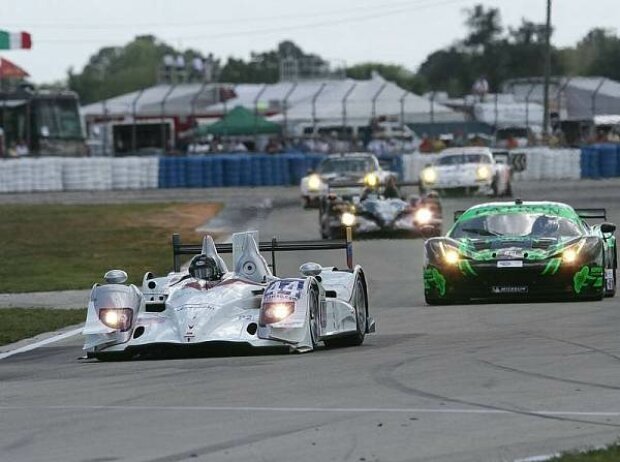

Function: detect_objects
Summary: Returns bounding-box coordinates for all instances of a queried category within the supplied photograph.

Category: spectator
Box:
[419,135,433,153]
[7,141,18,158]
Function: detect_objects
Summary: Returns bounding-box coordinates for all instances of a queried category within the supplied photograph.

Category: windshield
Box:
[436,154,491,165]
[318,158,375,174]
[36,98,83,139]
[450,212,584,239]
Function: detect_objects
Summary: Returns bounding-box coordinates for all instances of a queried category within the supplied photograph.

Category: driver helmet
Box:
[188,254,222,281]
[531,215,560,237]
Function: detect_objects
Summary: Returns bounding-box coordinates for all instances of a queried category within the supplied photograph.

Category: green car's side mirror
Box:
[600,222,616,235]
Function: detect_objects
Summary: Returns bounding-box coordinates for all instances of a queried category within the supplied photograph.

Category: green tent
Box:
[195,106,281,137]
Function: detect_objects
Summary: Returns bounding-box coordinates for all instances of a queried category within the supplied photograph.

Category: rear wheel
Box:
[324,277,367,348]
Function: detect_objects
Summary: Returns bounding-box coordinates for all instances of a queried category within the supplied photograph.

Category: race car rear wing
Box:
[575,209,607,220]
[454,210,466,221]
[172,234,354,275]
[327,181,420,195]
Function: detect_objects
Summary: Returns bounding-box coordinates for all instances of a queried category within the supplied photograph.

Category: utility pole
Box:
[542,0,552,141]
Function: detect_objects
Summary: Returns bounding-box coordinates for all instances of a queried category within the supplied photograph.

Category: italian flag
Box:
[0,31,32,50]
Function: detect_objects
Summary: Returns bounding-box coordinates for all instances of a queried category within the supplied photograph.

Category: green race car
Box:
[424,200,617,304]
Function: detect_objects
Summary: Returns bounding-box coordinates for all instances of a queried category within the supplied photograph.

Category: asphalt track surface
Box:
[2,180,620,462]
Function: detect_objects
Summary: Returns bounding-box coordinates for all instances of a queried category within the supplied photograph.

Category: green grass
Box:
[0,203,220,292]
[0,308,87,346]
[550,443,620,461]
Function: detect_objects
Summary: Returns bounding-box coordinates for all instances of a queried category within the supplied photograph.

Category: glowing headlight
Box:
[308,174,322,191]
[476,165,491,181]
[259,302,295,325]
[444,250,460,265]
[421,167,437,184]
[99,308,133,332]
[562,249,577,263]
[341,212,356,227]
[414,208,433,224]
[364,173,378,187]
[562,240,585,264]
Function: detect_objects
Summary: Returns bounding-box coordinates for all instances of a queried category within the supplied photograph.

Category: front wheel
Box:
[324,277,367,348]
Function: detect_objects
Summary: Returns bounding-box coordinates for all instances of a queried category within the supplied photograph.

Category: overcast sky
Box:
[1,0,617,83]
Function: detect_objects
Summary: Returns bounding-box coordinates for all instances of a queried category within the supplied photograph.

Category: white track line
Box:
[0,327,82,360]
[1,405,620,418]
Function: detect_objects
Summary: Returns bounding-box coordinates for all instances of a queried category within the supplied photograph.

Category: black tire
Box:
[308,284,320,348]
[604,251,617,297]
[504,180,513,197]
[92,351,133,361]
[324,277,367,348]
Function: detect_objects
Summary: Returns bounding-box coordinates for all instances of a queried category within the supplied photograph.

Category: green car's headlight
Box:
[561,240,585,264]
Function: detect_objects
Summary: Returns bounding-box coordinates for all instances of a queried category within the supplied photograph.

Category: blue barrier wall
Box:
[581,144,620,179]
[158,153,405,188]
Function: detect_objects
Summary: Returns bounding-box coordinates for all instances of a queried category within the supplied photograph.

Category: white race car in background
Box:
[300,152,394,208]
[83,231,375,360]
[419,147,512,196]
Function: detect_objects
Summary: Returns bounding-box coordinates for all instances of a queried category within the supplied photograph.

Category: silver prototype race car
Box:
[83,231,375,360]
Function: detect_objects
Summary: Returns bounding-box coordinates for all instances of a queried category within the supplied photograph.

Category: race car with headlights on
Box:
[300,152,394,208]
[319,181,442,239]
[419,147,512,197]
[82,231,375,360]
[424,200,617,304]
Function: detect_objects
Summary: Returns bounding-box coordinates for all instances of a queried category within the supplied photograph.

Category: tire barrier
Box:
[0,153,407,193]
[581,144,620,179]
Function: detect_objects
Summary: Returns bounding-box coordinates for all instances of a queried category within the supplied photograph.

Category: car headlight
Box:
[341,212,356,227]
[259,302,295,325]
[308,174,322,191]
[562,240,585,264]
[421,167,437,184]
[99,308,133,332]
[476,165,491,181]
[438,242,459,265]
[364,173,378,187]
[414,207,433,224]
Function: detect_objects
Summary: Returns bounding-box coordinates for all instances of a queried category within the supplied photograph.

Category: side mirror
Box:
[299,262,322,277]
[104,269,128,284]
[601,222,616,235]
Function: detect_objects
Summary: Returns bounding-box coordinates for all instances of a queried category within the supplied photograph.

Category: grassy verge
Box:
[0,202,220,292]
[0,308,87,346]
[550,443,620,461]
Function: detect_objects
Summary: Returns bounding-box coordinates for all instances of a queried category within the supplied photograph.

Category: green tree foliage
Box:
[219,40,327,83]
[68,35,206,104]
[559,28,620,81]
[417,4,566,96]
[345,63,427,94]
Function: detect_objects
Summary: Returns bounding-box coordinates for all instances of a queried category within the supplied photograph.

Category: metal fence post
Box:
[190,82,209,122]
[253,84,268,143]
[341,83,357,139]
[591,78,607,118]
[399,90,408,131]
[311,83,326,138]
[371,82,387,121]
[525,83,536,128]
[102,99,109,156]
[161,85,176,153]
[282,82,298,138]
[131,89,145,154]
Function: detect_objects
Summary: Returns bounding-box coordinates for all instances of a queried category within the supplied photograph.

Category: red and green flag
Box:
[0,31,32,50]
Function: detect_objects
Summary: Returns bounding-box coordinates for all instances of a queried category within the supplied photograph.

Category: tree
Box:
[345,63,427,94]
[463,4,503,51]
[68,35,207,104]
